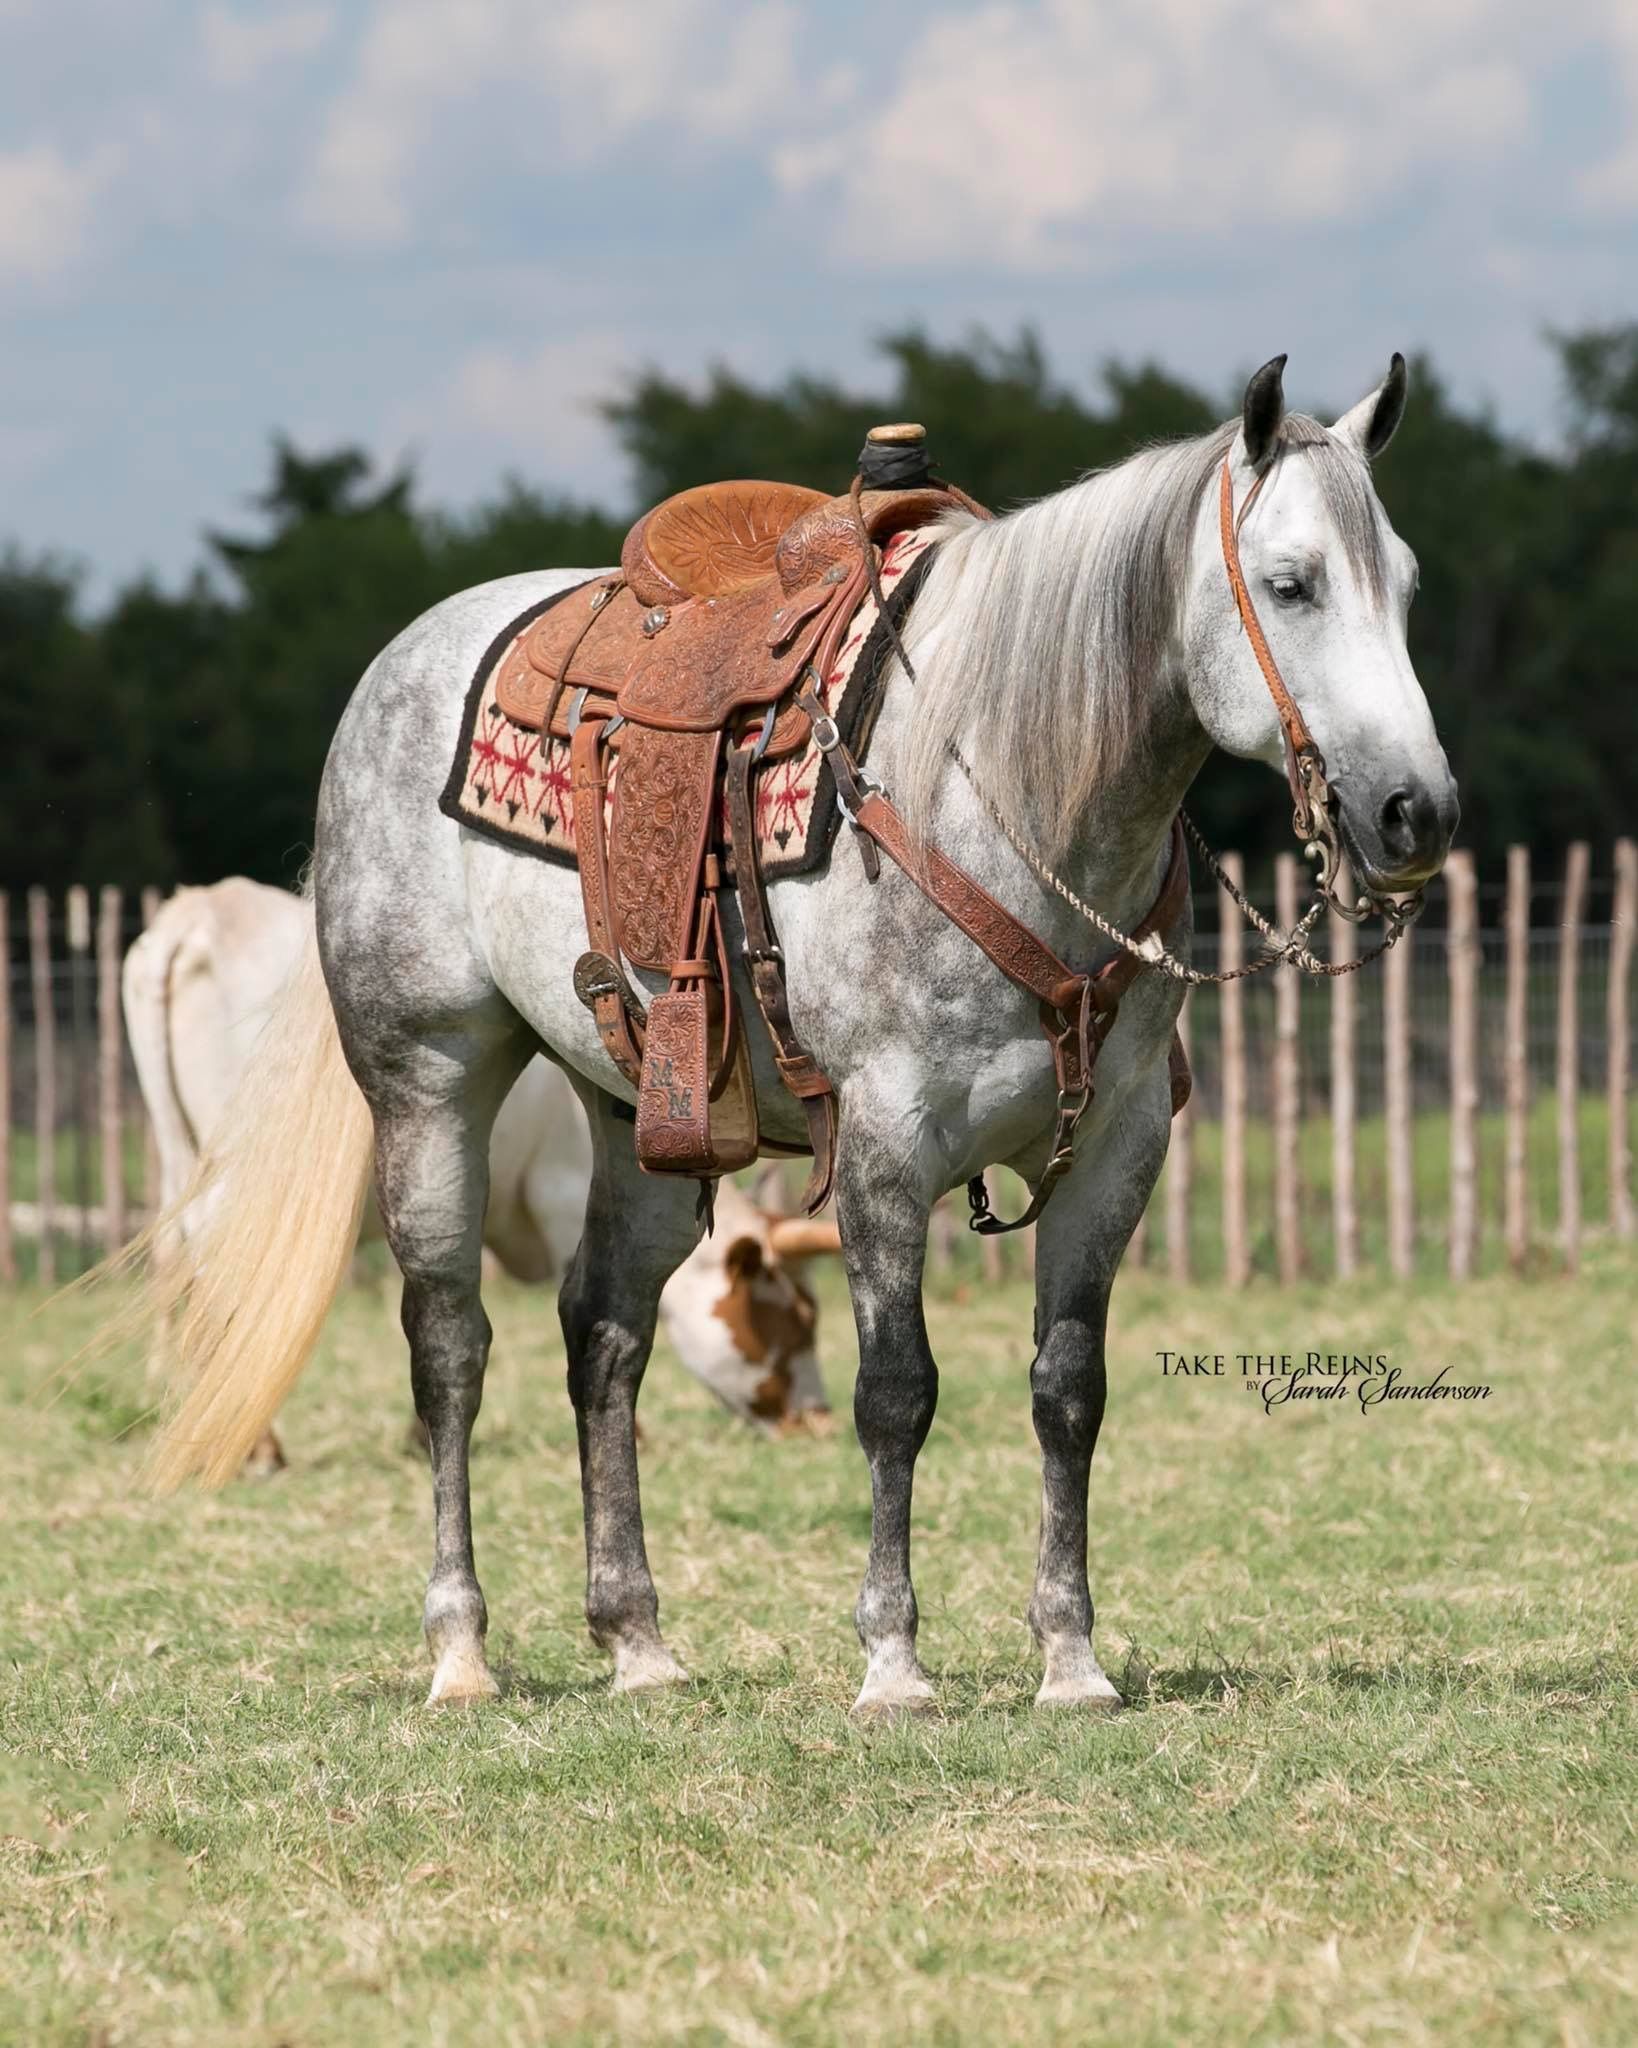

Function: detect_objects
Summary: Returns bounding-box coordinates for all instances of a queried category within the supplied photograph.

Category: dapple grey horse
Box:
[143,357,1456,1715]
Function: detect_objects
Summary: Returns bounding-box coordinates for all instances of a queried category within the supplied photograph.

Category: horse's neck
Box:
[1055,684,1210,919]
[883,604,1207,950]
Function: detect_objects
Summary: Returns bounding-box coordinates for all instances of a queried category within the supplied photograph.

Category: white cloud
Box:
[771,0,1593,270]
[444,331,629,494]
[0,143,117,281]
[294,0,806,246]
[1577,6,1638,211]
[200,4,334,89]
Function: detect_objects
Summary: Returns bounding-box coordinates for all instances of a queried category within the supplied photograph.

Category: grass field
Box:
[4,1250,1636,2046]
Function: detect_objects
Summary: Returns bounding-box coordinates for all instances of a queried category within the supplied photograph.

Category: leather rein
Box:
[802,454,1424,1234]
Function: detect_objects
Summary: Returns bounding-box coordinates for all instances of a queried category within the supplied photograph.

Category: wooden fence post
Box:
[1611,838,1636,1244]
[0,893,11,1284]
[27,889,55,1287]
[98,887,124,1255]
[1504,847,1530,1274]
[66,886,93,1265]
[1220,854,1249,1287]
[1166,995,1192,1285]
[1446,850,1479,1280]
[1273,854,1301,1284]
[1506,843,1531,1261]
[1557,841,1590,1275]
[1384,916,1414,1280]
[1329,886,1357,1279]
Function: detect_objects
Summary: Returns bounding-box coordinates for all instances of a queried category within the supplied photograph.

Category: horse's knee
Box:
[853,1349,938,1462]
[1030,1325,1106,1458]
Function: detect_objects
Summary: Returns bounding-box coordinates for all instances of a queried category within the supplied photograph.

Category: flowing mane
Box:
[895,413,1390,856]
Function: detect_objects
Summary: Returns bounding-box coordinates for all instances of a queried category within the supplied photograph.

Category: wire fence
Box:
[3,840,1634,1285]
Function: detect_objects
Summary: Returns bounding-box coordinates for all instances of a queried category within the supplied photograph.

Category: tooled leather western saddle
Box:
[500,425,1189,1231]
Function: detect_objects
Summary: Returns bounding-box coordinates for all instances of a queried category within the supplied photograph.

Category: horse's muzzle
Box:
[1343,772,1460,891]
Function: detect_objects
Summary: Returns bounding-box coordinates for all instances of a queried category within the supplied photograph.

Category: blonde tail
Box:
[141,924,373,1491]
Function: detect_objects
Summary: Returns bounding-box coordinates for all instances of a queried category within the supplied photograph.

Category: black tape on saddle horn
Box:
[857,436,933,490]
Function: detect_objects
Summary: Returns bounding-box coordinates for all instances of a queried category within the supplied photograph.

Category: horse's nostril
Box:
[1379,787,1415,848]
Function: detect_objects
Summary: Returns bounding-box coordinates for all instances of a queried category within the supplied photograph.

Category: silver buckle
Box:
[835,770,884,828]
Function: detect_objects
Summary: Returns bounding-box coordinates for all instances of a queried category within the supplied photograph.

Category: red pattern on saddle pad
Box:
[442,525,936,880]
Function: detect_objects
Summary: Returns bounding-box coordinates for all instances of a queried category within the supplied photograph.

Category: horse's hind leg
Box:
[362,1028,531,1705]
[558,1084,700,1693]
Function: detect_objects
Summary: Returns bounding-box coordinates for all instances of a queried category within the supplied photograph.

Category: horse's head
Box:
[1184,354,1458,893]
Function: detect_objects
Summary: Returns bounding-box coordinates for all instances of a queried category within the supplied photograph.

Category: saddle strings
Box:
[844,477,1419,990]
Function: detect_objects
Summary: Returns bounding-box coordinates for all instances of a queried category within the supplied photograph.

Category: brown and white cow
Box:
[123,880,839,1456]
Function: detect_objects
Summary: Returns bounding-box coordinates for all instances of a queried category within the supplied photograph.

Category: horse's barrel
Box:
[859,421,931,489]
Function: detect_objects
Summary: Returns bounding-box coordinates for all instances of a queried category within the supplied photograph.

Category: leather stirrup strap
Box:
[569,718,645,1088]
[725,741,838,1215]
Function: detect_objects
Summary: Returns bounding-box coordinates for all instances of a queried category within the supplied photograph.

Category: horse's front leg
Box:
[1028,1068,1172,1710]
[834,1122,941,1720]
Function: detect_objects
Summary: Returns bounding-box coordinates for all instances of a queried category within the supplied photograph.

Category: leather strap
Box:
[569,719,645,1088]
[1218,457,1329,841]
[841,762,1187,1234]
[725,741,838,1214]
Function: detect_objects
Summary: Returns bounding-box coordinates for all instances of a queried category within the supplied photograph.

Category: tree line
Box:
[3,325,1633,897]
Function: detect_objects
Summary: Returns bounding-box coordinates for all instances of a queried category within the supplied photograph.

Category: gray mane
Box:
[895,412,1390,856]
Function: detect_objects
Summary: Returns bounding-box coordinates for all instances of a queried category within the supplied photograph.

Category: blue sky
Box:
[3,0,1636,600]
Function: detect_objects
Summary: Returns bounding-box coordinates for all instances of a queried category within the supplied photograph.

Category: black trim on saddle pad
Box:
[436,577,596,863]
[437,547,939,879]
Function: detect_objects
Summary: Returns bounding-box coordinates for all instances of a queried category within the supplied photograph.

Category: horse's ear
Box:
[1332,353,1408,460]
[1241,354,1287,469]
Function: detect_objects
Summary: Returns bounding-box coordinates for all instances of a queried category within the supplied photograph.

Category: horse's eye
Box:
[1269,575,1305,603]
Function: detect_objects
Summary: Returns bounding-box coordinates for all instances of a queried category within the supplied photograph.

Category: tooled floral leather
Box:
[622,481,828,607]
[635,988,714,1172]
[609,727,722,972]
[775,487,957,595]
[617,579,850,732]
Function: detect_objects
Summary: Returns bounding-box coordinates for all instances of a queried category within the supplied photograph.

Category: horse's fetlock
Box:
[424,1579,488,1653]
[855,1579,918,1651]
[585,1574,658,1649]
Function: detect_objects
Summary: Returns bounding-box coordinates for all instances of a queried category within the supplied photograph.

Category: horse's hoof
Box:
[851,1685,938,1724]
[426,1650,500,1707]
[241,1430,287,1480]
[1035,1676,1125,1713]
[611,1649,690,1695]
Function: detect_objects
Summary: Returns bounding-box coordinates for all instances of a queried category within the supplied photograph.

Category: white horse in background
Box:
[123,880,838,1452]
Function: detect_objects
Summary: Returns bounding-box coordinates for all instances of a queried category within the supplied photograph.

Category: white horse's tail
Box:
[139,923,373,1492]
